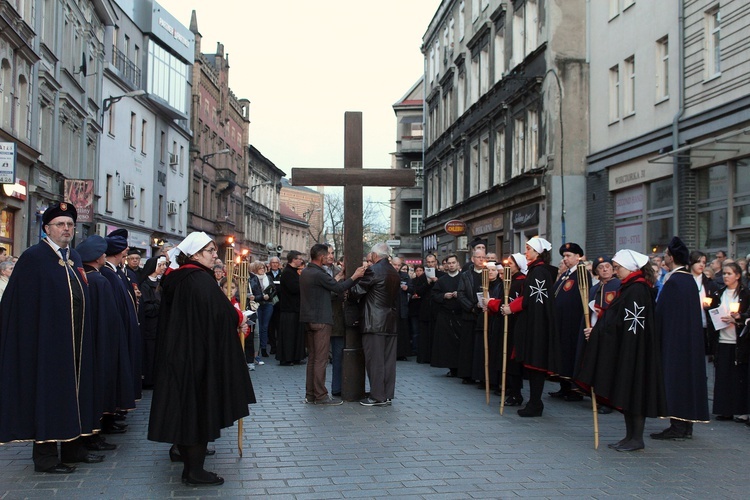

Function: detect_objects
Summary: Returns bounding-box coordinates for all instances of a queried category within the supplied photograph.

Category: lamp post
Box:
[101,89,146,124]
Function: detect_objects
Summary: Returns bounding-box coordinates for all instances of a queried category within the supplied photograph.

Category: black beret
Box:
[667,236,690,266]
[127,248,141,257]
[592,255,612,275]
[43,202,77,225]
[469,237,488,249]
[76,235,107,262]
[107,228,129,239]
[560,242,584,256]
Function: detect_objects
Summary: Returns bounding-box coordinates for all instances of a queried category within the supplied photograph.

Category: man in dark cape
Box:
[415,253,444,363]
[276,251,306,365]
[456,248,488,382]
[551,242,588,400]
[77,235,134,451]
[652,236,709,440]
[430,255,463,375]
[0,202,100,473]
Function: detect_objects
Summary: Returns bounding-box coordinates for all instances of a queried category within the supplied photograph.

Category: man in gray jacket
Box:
[300,244,365,405]
[350,243,401,406]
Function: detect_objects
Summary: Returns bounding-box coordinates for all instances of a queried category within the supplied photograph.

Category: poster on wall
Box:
[64,179,95,223]
[0,142,17,184]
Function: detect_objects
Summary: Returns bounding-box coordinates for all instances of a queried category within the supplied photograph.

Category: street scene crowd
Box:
[1,202,750,487]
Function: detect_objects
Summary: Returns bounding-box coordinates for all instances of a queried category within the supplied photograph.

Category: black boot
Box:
[616,413,645,452]
[518,371,545,417]
[608,412,633,449]
[181,443,223,486]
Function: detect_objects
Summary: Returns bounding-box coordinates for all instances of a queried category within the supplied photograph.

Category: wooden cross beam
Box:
[291,111,416,401]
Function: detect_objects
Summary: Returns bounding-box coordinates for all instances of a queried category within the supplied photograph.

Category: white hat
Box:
[613,249,650,272]
[526,237,552,255]
[511,253,528,274]
[172,232,213,268]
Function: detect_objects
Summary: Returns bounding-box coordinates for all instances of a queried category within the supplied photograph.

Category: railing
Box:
[111,47,141,89]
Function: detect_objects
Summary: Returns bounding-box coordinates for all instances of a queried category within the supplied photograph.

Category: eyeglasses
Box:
[48,222,75,228]
[202,247,218,254]
[612,264,621,271]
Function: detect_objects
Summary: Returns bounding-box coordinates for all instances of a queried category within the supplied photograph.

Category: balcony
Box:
[111,46,141,89]
[215,168,237,193]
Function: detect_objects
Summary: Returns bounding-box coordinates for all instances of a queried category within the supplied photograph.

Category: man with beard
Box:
[431,254,463,377]
[651,236,709,440]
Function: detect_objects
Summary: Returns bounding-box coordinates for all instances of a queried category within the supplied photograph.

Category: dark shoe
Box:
[598,405,613,414]
[517,403,544,417]
[279,361,293,366]
[548,389,567,398]
[733,416,749,423]
[360,397,387,407]
[461,378,474,385]
[714,415,733,421]
[35,463,76,474]
[170,444,216,461]
[261,349,269,357]
[331,391,341,397]
[101,422,127,434]
[445,370,456,378]
[85,438,117,451]
[397,356,408,361]
[314,396,343,406]
[504,395,524,407]
[61,453,105,464]
[650,427,687,440]
[607,440,626,449]
[183,471,224,486]
[615,442,644,452]
[563,392,584,402]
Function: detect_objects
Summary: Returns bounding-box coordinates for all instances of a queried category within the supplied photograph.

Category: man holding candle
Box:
[651,236,709,440]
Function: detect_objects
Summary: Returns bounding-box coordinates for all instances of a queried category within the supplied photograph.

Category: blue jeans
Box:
[330,335,345,394]
[256,303,273,353]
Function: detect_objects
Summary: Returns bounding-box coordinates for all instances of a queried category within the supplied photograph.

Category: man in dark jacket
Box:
[299,244,364,405]
[350,242,401,406]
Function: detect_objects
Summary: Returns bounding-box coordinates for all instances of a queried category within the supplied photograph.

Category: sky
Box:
[155,0,439,214]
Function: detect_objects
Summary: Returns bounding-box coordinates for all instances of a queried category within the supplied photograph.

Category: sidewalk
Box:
[1,357,748,498]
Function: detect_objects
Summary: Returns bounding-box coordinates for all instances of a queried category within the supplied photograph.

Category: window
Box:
[410,209,422,234]
[147,43,189,115]
[624,56,635,115]
[179,145,185,174]
[457,70,466,116]
[705,7,721,78]
[124,35,130,58]
[108,103,115,136]
[494,128,506,185]
[472,0,479,22]
[697,165,727,251]
[609,65,620,122]
[655,36,669,101]
[139,188,146,221]
[449,17,455,50]
[524,0,538,56]
[441,163,449,209]
[442,88,452,131]
[129,112,136,148]
[470,140,480,196]
[141,119,147,154]
[158,194,164,228]
[512,117,525,177]
[527,110,538,171]
[480,134,490,192]
[494,29,505,83]
[623,0,635,9]
[470,53,480,105]
[512,8,524,68]
[160,131,166,163]
[456,151,465,203]
[479,44,489,96]
[434,39,440,80]
[647,178,674,253]
[105,174,113,212]
[609,0,619,20]
[459,1,465,40]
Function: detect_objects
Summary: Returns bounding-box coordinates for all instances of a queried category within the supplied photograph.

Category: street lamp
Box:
[102,89,146,113]
[200,148,231,163]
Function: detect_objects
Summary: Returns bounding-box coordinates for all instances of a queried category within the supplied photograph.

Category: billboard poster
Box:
[0,142,16,184]
[64,179,95,223]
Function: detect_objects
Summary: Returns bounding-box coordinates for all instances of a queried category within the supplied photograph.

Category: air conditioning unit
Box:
[123,183,136,200]
[167,201,177,215]
[169,153,179,166]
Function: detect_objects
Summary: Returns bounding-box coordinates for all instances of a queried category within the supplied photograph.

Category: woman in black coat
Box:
[138,256,167,388]
[689,251,721,356]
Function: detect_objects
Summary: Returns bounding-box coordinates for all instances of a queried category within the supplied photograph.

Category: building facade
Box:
[421,0,588,264]
[586,0,750,259]
[278,200,310,260]
[187,11,250,252]
[98,0,193,256]
[245,144,284,261]
[279,177,324,256]
[390,77,424,265]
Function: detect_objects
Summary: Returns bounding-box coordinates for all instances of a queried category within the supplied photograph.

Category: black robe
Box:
[276,265,305,363]
[472,278,503,383]
[513,260,561,374]
[102,263,142,401]
[138,277,161,388]
[0,240,97,443]
[430,273,462,369]
[554,267,589,378]
[656,268,710,422]
[576,272,666,417]
[148,262,255,445]
[84,265,135,414]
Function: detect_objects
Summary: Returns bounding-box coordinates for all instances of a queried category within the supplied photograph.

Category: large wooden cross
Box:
[291,111,416,401]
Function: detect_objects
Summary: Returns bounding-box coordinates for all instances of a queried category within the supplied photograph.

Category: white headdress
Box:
[511,253,528,274]
[526,237,552,254]
[612,249,650,272]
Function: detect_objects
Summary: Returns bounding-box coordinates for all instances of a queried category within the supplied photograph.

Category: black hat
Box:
[139,256,159,284]
[560,242,584,257]
[127,248,141,257]
[76,235,107,262]
[667,236,689,266]
[105,228,129,256]
[592,255,612,275]
[469,237,488,249]
[43,202,77,225]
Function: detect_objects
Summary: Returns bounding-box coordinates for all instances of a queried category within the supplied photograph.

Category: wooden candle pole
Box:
[577,259,598,449]
[499,261,512,416]
[482,265,490,405]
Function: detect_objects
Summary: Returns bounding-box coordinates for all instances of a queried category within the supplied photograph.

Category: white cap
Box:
[511,253,528,274]
[613,249,650,272]
[176,231,212,258]
[526,237,552,255]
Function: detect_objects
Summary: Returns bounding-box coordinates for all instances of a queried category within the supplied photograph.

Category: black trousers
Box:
[33,439,86,469]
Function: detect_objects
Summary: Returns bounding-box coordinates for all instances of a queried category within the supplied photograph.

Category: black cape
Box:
[576,273,667,417]
[0,240,97,443]
[430,273,462,369]
[554,267,588,377]
[513,260,561,374]
[148,263,255,445]
[656,269,710,422]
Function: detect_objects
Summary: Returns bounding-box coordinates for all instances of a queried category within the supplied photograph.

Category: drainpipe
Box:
[671,0,685,237]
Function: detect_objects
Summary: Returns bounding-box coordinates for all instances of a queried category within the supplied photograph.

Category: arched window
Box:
[0,59,11,130]
[16,75,29,140]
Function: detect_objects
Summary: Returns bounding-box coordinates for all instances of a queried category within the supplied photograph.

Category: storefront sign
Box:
[64,179,94,223]
[609,160,672,191]
[0,142,17,184]
[444,219,467,235]
[512,204,539,229]
[615,187,644,216]
[2,179,27,200]
[472,215,503,235]
[615,223,643,251]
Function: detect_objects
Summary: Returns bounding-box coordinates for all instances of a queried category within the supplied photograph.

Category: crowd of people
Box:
[2,203,750,486]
